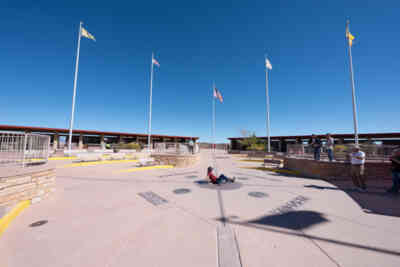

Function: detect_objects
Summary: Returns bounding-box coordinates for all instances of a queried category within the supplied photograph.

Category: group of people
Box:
[310,134,400,194]
[206,136,400,195]
[310,133,335,161]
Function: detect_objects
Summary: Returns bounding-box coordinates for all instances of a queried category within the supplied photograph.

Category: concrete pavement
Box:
[1,150,399,267]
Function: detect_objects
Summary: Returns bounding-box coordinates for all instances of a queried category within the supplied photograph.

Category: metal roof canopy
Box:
[0,125,199,140]
[228,132,400,141]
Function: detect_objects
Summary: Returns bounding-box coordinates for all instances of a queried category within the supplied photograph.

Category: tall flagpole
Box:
[265,58,271,153]
[68,21,83,151]
[148,52,154,152]
[346,20,359,145]
[212,82,216,154]
[212,81,218,174]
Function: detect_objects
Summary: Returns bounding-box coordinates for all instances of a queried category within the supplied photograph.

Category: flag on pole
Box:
[213,88,223,103]
[152,58,160,67]
[81,27,96,41]
[265,58,272,70]
[346,24,355,47]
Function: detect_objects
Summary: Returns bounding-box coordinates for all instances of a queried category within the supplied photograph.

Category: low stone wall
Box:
[229,150,243,154]
[230,150,286,159]
[0,168,56,207]
[229,150,267,157]
[151,154,199,168]
[283,157,392,180]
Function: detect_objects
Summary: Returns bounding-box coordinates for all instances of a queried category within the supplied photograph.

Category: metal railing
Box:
[286,143,399,162]
[0,131,50,167]
[153,142,199,155]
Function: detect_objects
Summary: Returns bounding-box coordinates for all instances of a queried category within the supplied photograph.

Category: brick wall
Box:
[0,168,56,207]
[151,154,199,168]
[284,158,392,180]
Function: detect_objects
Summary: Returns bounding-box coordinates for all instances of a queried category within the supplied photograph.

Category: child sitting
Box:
[207,166,235,185]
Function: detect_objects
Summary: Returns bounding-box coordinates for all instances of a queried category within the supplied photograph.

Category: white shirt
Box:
[326,137,334,150]
[351,151,365,165]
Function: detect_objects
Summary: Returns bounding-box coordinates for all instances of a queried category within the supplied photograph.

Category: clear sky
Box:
[1,0,399,142]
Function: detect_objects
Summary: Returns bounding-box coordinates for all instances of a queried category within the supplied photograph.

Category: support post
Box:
[53,133,59,150]
[79,133,83,149]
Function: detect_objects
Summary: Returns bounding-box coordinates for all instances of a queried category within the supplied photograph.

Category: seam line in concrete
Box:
[217,225,242,267]
[301,229,341,267]
[233,227,243,267]
[217,189,226,225]
[217,227,220,267]
[169,203,216,227]
[215,165,242,267]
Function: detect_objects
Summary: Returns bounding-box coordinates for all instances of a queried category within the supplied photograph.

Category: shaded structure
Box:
[228,132,400,152]
[0,125,198,150]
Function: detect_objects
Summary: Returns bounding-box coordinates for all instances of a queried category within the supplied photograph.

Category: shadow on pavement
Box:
[216,212,400,257]
[304,185,338,190]
[232,172,282,182]
[248,210,328,230]
[304,181,400,217]
[194,180,242,190]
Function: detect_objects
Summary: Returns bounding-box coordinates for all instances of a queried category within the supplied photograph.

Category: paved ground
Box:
[1,150,399,267]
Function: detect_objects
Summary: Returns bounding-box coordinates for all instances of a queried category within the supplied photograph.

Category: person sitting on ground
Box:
[387,149,400,194]
[207,166,235,185]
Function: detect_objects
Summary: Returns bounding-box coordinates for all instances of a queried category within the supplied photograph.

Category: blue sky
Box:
[1,0,399,142]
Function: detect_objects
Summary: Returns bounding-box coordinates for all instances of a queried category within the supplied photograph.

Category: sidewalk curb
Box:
[117,165,174,173]
[0,200,30,237]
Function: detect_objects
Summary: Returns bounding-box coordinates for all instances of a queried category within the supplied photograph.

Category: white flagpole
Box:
[346,20,359,145]
[212,82,216,154]
[68,21,83,152]
[212,81,218,174]
[265,58,271,153]
[148,52,154,152]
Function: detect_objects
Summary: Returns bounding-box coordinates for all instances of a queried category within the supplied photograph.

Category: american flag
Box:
[213,88,223,103]
[152,58,160,67]
[265,58,272,70]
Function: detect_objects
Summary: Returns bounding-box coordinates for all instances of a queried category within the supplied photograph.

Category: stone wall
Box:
[151,154,199,168]
[283,157,392,180]
[0,168,56,207]
[229,150,286,159]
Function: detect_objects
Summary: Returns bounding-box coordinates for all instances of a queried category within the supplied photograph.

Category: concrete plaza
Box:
[1,150,399,267]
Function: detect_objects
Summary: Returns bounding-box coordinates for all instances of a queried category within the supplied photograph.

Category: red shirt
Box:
[208,171,217,183]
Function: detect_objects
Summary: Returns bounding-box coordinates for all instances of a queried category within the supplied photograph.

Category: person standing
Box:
[387,149,400,194]
[188,140,194,154]
[350,146,366,191]
[326,133,335,162]
[310,134,322,161]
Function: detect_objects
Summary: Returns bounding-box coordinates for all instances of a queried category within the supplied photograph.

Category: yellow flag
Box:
[346,23,355,47]
[347,31,355,46]
[81,27,96,41]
